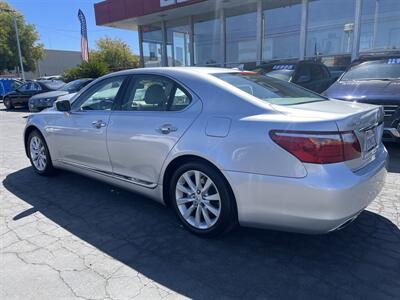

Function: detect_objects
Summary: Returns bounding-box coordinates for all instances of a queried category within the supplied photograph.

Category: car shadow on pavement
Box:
[3,167,400,299]
[0,107,29,113]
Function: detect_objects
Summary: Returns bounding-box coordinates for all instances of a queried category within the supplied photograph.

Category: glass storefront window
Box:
[166,18,191,66]
[225,4,257,64]
[360,0,400,52]
[142,24,163,67]
[194,13,221,66]
[306,0,356,57]
[263,0,302,60]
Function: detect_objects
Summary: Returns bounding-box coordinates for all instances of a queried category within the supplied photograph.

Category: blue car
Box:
[324,55,400,142]
[0,78,23,101]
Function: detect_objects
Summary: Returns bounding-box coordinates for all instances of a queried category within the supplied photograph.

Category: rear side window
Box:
[119,75,192,111]
[213,72,326,105]
[169,87,191,111]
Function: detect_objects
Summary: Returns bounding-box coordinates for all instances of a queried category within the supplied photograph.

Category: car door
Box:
[107,74,202,187]
[9,82,30,105]
[47,75,128,172]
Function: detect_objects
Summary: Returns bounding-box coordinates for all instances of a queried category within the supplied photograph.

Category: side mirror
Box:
[55,99,71,112]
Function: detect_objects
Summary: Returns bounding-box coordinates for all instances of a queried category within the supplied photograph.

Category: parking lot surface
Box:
[1,106,400,300]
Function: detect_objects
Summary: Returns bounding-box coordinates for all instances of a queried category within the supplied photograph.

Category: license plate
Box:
[365,129,377,152]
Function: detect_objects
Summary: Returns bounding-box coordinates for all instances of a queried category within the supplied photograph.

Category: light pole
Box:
[0,8,25,80]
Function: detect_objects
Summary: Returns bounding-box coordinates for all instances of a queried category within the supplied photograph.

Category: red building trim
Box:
[94,0,206,26]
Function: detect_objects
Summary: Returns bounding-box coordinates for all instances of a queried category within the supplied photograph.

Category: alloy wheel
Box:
[30,136,47,171]
[175,170,221,229]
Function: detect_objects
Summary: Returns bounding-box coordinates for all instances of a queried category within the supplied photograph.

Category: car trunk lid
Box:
[271,99,384,170]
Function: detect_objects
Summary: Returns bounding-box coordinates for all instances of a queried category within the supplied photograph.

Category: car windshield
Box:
[59,80,86,92]
[213,72,326,105]
[341,59,400,81]
[41,80,65,90]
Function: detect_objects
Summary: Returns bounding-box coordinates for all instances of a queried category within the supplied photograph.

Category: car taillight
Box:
[270,130,361,164]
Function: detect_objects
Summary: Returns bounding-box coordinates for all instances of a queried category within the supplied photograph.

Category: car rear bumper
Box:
[225,145,388,234]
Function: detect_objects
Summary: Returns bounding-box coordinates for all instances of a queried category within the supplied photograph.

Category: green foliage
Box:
[90,37,140,71]
[63,59,109,82]
[0,2,44,73]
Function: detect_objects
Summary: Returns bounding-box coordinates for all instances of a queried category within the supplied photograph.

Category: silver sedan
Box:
[24,67,388,237]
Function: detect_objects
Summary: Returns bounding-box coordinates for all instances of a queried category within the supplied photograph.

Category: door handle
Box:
[158,124,177,134]
[92,120,107,129]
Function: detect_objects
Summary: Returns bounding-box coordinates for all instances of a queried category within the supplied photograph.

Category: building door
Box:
[170,31,190,66]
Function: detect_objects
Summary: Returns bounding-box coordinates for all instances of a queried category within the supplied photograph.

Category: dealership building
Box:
[94,0,400,69]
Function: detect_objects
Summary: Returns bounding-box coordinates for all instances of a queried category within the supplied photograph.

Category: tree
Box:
[63,59,109,82]
[0,2,44,74]
[90,37,140,71]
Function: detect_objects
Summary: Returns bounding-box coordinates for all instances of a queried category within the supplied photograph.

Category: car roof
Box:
[353,53,400,65]
[108,67,241,77]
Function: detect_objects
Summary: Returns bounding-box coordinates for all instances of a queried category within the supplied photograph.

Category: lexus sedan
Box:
[28,78,93,112]
[24,67,388,237]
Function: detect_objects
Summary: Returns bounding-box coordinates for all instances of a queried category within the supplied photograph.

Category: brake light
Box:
[270,130,361,164]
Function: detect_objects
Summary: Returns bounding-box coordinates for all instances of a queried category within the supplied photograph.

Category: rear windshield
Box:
[41,80,65,90]
[341,58,400,81]
[213,72,326,105]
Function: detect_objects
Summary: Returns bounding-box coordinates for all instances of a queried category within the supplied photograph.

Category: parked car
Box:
[0,78,23,101]
[29,78,93,112]
[254,60,336,93]
[37,75,63,81]
[24,68,387,237]
[3,80,65,110]
[324,55,400,142]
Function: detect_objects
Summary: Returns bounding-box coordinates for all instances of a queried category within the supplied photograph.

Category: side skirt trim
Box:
[55,160,157,189]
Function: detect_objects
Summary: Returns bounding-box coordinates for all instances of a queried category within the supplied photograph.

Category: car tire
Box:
[3,97,13,110]
[28,130,55,176]
[169,161,237,237]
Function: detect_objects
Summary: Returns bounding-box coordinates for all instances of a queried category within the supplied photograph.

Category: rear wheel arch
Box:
[162,155,238,211]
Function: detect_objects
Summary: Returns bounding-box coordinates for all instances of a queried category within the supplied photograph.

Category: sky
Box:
[6,0,139,54]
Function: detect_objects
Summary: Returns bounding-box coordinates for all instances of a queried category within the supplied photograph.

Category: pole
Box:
[13,16,25,80]
[352,0,363,62]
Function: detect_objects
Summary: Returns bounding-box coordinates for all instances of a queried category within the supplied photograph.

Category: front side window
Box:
[31,83,42,91]
[75,76,125,111]
[341,59,400,81]
[213,72,326,105]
